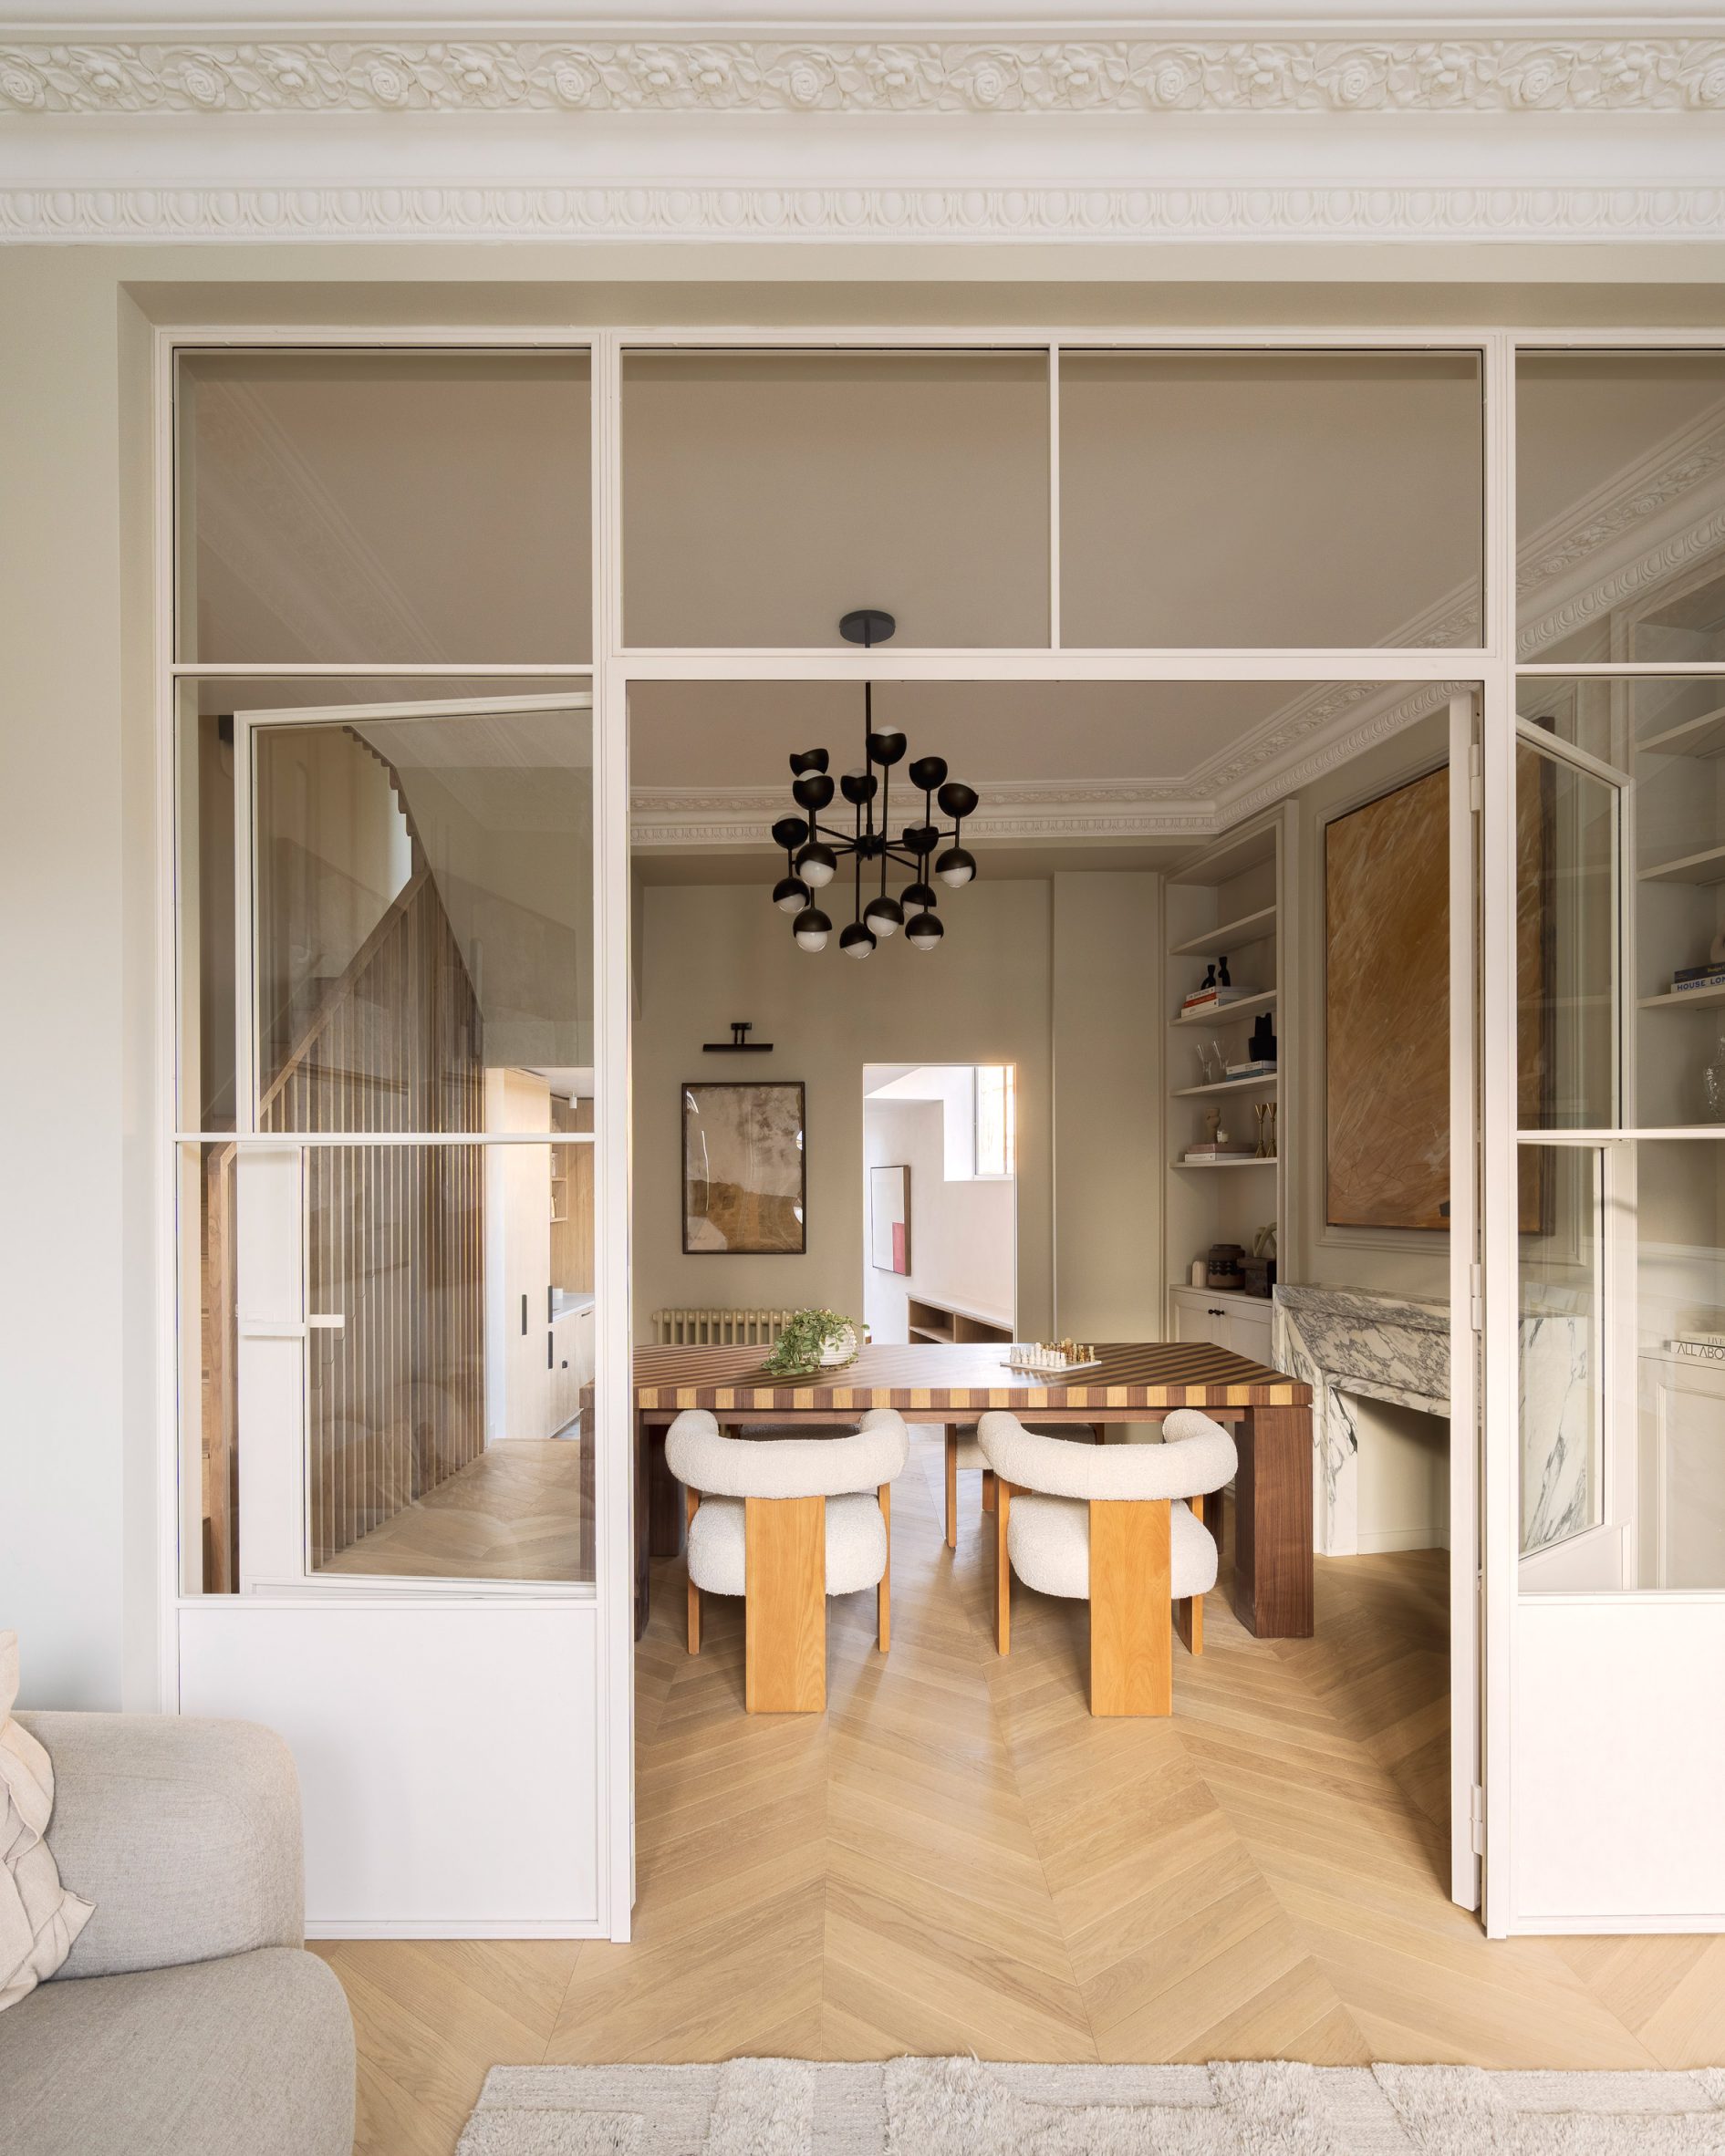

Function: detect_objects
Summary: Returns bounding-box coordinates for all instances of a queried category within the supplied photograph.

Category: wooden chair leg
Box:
[744,1494,826,1713]
[994,1479,1013,1653]
[1174,1493,1204,1657]
[878,1482,891,1653]
[982,1467,997,1514]
[944,1425,958,1550]
[1091,1423,1106,1444]
[1089,1498,1172,1716]
[685,1487,701,1654]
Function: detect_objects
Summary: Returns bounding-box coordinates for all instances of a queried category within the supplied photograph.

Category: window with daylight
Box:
[974,1064,1015,1179]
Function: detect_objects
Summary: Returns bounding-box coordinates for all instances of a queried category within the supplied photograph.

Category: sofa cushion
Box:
[688,1492,888,1598]
[1007,1495,1218,1601]
[0,1635,93,2011]
[0,1948,354,2156]
[18,1713,303,1979]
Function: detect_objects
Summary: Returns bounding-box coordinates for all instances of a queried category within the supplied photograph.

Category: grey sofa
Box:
[0,1713,355,2156]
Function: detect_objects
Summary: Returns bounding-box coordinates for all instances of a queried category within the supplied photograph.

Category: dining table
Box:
[633,1339,1314,1643]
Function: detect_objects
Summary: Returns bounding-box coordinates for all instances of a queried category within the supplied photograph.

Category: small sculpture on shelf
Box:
[1248,1011,1276,1066]
[1253,1101,1270,1156]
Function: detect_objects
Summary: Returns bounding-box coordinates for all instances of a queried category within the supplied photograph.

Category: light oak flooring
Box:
[318,1439,587,1582]
[314,1427,1725,2156]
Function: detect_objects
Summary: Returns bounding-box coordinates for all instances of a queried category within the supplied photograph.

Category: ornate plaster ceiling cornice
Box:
[3,34,1724,117]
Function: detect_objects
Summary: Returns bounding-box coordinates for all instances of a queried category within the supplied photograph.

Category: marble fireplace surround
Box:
[1273,1283,1450,1558]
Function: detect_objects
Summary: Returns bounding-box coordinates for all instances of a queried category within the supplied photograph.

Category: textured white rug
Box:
[457,2056,1725,2154]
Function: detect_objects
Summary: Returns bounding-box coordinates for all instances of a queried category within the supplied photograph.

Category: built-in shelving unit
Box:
[1162,807,1291,1337]
[906,1294,1012,1347]
[1632,681,1725,1126]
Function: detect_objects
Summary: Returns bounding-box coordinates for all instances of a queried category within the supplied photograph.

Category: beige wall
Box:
[1053,872,1163,1340]
[633,877,1055,1340]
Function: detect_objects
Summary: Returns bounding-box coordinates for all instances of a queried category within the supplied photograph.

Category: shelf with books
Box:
[1639,983,1725,1012]
[1170,989,1276,1027]
[1173,1155,1275,1170]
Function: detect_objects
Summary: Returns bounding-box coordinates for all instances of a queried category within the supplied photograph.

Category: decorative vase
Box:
[819,1323,858,1367]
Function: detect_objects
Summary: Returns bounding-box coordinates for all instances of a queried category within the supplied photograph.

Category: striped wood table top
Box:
[633,1339,1306,1415]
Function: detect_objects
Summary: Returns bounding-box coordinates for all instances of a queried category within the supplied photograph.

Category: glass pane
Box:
[180,1135,596,1591]
[621,350,1049,646]
[307,1137,593,1583]
[177,352,591,664]
[1637,1140,1725,1588]
[1517,353,1725,664]
[1519,1143,1605,1558]
[1516,739,1617,1130]
[1059,352,1482,647]
[251,702,592,1131]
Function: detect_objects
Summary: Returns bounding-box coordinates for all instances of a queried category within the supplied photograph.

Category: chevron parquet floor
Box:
[314,1426,1725,2156]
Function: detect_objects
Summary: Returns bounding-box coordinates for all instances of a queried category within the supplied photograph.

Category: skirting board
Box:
[1356,1528,1450,1554]
[308,1918,610,1941]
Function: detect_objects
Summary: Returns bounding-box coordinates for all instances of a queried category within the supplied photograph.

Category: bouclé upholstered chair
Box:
[975,1408,1237,1716]
[666,1406,909,1713]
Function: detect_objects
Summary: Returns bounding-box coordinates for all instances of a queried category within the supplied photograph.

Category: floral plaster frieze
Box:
[2,37,1725,119]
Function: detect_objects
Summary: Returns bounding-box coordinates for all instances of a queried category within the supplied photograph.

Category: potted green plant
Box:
[762,1309,859,1377]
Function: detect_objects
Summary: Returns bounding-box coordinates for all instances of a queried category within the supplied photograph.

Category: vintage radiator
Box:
[650,1308,794,1347]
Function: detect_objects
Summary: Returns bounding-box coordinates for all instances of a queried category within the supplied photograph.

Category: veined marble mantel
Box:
[1273,1284,1449,1558]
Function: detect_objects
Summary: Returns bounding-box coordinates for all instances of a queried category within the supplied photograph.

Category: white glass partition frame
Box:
[1489,329,1725,1935]
[151,318,1530,1942]
[157,326,634,1936]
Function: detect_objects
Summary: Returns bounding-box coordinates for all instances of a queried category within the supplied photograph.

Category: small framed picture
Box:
[681,1082,806,1255]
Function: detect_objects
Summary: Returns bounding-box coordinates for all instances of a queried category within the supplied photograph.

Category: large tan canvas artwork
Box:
[1327,765,1550,1233]
[1326,769,1451,1230]
[682,1082,806,1254]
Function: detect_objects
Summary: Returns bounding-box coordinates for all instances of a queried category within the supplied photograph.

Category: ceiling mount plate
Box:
[839,608,897,648]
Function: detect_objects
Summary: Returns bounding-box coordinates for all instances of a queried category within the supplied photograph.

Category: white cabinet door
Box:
[1224,1304,1274,1367]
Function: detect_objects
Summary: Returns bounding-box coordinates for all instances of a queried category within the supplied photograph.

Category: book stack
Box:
[1224,1057,1276,1080]
[1666,1332,1725,1364]
[1670,961,1725,997]
[1180,983,1257,1014]
[1183,1141,1257,1163]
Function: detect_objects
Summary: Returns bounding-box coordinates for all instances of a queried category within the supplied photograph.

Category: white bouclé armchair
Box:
[975,1408,1237,1715]
[666,1406,909,1712]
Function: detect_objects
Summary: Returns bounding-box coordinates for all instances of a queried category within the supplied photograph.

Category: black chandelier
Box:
[770,610,979,958]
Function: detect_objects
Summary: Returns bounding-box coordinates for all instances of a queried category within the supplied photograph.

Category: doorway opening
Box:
[862,1063,1018,1351]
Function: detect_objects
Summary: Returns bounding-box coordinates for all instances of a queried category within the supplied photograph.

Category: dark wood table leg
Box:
[1230,1405,1314,1639]
[648,1424,686,1560]
[635,1412,651,1641]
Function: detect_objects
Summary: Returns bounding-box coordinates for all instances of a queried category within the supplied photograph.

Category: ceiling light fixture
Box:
[770,609,980,959]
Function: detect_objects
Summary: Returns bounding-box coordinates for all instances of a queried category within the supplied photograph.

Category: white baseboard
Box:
[307,1916,608,1941]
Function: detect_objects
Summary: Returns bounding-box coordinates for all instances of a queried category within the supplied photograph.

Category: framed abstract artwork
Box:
[1325,763,1551,1232]
[869,1164,911,1275]
[681,1082,806,1255]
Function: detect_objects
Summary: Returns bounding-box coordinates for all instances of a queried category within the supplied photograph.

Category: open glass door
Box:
[1448,690,1484,1912]
[1487,670,1725,1932]
[178,689,613,1933]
